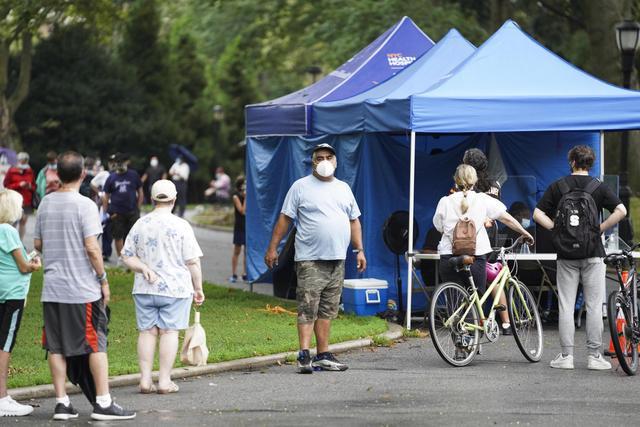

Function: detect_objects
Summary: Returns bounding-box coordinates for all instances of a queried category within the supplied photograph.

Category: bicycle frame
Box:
[444,253,532,333]
[614,258,638,326]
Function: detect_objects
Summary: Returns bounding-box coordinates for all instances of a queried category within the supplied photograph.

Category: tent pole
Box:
[406,131,416,330]
[599,131,604,180]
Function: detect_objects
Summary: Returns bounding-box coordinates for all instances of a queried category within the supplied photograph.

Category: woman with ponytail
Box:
[433,165,533,334]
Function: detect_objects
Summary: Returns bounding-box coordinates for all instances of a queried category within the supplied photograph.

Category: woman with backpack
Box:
[433,164,533,335]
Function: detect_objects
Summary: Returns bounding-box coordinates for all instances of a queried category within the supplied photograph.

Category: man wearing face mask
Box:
[3,152,35,239]
[503,201,534,248]
[169,156,189,217]
[265,143,367,374]
[36,151,61,200]
[102,153,143,262]
[141,156,167,204]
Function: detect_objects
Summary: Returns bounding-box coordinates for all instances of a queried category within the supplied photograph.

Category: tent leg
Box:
[406,131,416,330]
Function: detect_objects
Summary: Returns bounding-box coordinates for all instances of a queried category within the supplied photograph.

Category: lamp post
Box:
[615,19,640,244]
[305,65,322,83]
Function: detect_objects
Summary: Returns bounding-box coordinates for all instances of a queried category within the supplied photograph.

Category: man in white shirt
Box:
[169,156,190,217]
[265,144,366,374]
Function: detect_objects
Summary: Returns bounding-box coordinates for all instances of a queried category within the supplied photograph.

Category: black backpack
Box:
[552,178,601,259]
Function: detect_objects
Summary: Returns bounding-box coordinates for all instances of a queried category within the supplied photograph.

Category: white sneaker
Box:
[0,396,34,417]
[550,353,574,369]
[587,353,612,371]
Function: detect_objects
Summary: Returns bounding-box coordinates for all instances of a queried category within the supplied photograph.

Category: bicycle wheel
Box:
[507,280,543,362]
[428,282,480,367]
[607,290,638,376]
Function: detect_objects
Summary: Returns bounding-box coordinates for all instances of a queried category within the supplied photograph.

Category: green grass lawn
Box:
[9,270,386,389]
[190,204,235,228]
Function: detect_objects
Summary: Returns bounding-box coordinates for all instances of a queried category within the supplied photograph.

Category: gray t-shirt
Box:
[281,175,361,261]
[35,191,103,303]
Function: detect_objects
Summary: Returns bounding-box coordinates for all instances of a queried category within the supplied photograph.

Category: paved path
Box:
[9,326,638,426]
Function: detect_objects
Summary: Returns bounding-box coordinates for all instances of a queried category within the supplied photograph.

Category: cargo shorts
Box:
[295,260,345,324]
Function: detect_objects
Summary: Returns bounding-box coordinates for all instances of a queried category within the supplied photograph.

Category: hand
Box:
[142,266,158,284]
[264,248,279,269]
[29,257,42,272]
[484,219,494,228]
[356,251,367,273]
[101,281,111,305]
[193,289,205,305]
[522,232,534,246]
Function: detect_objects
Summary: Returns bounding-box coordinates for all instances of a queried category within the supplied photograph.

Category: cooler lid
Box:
[343,278,388,289]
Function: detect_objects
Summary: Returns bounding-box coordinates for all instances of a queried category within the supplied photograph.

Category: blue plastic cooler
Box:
[342,279,388,316]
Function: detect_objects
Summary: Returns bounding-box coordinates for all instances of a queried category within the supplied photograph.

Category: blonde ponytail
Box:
[454,164,478,215]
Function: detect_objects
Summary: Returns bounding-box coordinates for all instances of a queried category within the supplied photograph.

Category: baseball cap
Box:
[312,143,335,155]
[109,152,128,163]
[151,179,177,202]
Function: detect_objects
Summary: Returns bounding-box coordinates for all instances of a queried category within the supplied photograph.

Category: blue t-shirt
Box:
[0,224,30,301]
[281,175,361,261]
[104,169,142,214]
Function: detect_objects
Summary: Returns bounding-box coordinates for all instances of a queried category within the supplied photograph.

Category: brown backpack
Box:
[452,217,477,256]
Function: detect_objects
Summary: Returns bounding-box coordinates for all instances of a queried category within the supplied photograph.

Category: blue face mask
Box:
[521,218,531,228]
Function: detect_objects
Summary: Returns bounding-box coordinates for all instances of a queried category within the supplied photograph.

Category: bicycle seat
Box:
[448,255,475,270]
[604,253,629,266]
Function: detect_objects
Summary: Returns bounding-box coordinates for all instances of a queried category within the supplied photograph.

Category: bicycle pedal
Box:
[495,304,507,312]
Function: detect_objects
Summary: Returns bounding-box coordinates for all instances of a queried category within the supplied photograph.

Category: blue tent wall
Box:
[246,132,600,307]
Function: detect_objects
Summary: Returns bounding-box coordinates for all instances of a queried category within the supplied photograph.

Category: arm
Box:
[102,192,110,213]
[121,255,158,283]
[350,218,367,272]
[533,207,554,231]
[141,173,148,184]
[34,238,42,252]
[11,249,41,274]
[233,195,245,215]
[264,214,292,268]
[137,187,144,209]
[186,258,204,305]
[84,235,110,305]
[600,203,627,233]
[499,211,534,243]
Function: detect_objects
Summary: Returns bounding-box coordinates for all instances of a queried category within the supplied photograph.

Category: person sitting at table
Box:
[434,164,534,337]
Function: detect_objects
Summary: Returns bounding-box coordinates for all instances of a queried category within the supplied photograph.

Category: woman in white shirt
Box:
[433,164,533,334]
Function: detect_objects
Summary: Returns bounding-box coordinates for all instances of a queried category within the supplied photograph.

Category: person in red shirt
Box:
[3,152,35,239]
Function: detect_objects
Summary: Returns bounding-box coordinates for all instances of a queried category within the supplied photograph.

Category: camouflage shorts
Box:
[295,260,345,324]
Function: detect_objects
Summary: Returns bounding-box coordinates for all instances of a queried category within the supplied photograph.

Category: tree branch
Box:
[0,39,8,94]
[537,0,586,29]
[8,31,32,112]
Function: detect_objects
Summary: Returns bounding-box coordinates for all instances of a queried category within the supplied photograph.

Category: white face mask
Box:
[521,218,531,228]
[315,160,335,178]
[150,158,158,167]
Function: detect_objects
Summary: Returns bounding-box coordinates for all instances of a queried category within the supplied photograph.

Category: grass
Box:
[8,270,387,389]
[190,204,235,228]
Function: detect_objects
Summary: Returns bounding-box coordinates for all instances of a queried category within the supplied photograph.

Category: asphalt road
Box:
[9,325,639,426]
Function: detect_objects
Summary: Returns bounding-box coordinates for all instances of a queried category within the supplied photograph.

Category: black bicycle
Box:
[604,242,640,376]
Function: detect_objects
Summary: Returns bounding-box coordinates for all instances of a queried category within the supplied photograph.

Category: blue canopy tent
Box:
[245,16,434,136]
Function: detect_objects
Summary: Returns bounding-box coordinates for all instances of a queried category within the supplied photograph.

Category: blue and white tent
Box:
[245,16,434,136]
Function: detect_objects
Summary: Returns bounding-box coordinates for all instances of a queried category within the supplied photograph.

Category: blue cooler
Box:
[342,279,388,316]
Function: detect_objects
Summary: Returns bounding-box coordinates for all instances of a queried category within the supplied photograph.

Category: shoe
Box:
[312,352,348,371]
[297,349,313,374]
[242,275,248,282]
[501,324,512,336]
[91,401,136,421]
[139,383,157,394]
[53,402,78,420]
[587,353,612,371]
[0,396,33,417]
[550,353,574,369]
[228,275,238,283]
[157,382,179,394]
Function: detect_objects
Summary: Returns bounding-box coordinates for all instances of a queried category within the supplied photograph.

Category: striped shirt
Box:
[35,191,103,303]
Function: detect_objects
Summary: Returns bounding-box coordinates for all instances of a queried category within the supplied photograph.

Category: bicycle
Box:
[604,242,640,376]
[428,237,543,367]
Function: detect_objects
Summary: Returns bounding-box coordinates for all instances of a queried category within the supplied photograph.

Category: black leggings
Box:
[438,254,487,294]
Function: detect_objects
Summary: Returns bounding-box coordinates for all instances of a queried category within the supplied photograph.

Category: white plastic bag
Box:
[181,310,209,366]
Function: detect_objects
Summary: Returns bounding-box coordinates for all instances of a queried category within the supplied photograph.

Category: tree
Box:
[0,0,117,149]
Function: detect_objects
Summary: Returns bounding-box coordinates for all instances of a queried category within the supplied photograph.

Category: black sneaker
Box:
[90,402,136,421]
[312,352,348,371]
[501,324,512,336]
[297,349,313,374]
[53,403,78,421]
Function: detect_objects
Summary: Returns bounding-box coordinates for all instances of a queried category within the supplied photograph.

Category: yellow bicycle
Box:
[428,237,543,367]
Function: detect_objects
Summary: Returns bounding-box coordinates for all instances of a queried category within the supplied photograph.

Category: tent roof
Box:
[312,29,475,134]
[411,20,640,132]
[245,16,434,136]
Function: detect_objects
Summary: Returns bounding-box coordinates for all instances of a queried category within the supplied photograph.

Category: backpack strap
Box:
[557,178,571,195]
[583,178,601,195]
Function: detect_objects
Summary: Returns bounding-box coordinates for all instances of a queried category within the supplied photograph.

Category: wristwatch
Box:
[96,271,108,282]
[352,248,364,254]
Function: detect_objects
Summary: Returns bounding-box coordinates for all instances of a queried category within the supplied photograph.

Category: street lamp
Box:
[305,65,322,83]
[213,104,225,121]
[615,19,640,244]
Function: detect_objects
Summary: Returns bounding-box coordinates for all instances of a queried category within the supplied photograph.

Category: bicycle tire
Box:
[507,280,543,362]
[428,282,480,367]
[607,290,638,376]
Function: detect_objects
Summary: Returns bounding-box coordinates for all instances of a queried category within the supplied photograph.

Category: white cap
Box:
[151,179,177,202]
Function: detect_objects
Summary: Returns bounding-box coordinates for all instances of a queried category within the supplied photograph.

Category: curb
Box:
[9,323,404,401]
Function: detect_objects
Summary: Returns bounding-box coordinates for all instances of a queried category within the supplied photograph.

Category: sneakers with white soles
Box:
[550,353,574,369]
[587,353,612,371]
[0,396,33,417]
